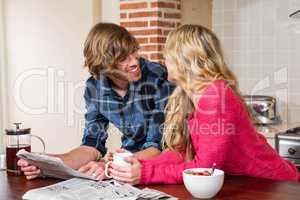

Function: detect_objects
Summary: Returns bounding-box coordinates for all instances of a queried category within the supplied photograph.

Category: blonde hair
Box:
[83,23,139,78]
[162,24,251,161]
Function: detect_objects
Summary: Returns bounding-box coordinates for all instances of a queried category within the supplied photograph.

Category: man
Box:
[18,23,174,180]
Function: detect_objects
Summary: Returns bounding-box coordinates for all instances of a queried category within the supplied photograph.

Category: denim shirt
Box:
[82,57,175,156]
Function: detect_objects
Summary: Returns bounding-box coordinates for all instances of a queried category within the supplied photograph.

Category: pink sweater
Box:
[140,80,299,184]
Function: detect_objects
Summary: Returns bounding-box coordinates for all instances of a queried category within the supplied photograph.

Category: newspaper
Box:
[22,178,178,200]
[16,149,95,180]
[17,150,178,200]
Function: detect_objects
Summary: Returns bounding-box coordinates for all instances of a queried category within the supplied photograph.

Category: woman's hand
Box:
[104,148,128,163]
[78,161,106,181]
[108,156,141,185]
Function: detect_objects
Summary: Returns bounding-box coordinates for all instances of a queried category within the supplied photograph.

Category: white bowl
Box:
[183,168,224,199]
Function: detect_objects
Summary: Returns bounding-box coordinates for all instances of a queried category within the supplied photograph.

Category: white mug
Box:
[104,152,133,178]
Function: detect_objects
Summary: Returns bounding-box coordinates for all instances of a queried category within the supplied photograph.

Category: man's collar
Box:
[96,76,112,97]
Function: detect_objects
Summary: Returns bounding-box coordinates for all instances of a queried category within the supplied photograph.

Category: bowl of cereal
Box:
[182,168,224,199]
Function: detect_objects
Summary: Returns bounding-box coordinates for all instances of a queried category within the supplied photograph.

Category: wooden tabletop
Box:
[1,171,300,200]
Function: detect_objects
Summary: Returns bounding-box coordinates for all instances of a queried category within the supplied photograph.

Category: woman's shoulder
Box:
[199,79,239,104]
[203,79,232,95]
[195,79,244,119]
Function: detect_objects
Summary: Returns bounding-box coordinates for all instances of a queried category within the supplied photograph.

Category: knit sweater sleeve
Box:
[141,149,185,164]
[139,80,242,184]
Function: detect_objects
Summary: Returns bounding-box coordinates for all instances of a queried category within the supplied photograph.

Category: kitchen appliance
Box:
[5,123,45,176]
[276,127,300,170]
[244,95,281,125]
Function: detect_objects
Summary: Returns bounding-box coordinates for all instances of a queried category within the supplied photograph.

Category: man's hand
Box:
[104,152,113,163]
[134,147,161,160]
[17,159,41,180]
[17,146,101,181]
[78,161,106,181]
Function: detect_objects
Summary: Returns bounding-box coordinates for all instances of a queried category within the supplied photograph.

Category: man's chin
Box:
[128,73,142,83]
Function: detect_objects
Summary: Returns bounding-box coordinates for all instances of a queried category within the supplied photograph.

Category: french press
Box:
[5,123,45,176]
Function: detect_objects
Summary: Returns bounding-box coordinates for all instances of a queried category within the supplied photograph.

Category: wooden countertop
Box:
[1,171,300,200]
[257,122,300,139]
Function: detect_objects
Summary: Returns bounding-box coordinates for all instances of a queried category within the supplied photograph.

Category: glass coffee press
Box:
[5,123,45,176]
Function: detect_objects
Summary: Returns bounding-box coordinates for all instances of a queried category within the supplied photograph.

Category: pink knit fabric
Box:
[140,80,299,184]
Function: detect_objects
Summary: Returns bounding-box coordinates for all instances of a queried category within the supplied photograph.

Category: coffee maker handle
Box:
[31,135,46,153]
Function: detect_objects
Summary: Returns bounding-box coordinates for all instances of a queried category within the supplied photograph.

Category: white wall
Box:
[100,0,122,152]
[101,0,120,24]
[3,0,94,153]
[213,0,300,124]
[0,0,8,153]
[1,0,122,154]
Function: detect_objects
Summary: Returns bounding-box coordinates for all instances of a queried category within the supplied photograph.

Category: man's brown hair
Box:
[83,23,139,77]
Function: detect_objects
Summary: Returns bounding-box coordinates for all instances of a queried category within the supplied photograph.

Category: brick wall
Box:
[120,0,181,63]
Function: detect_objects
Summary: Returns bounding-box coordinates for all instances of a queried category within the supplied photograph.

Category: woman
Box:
[108,24,299,184]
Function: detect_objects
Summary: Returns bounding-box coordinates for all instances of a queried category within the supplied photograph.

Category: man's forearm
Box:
[53,145,100,170]
[134,147,161,160]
